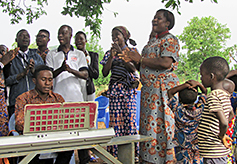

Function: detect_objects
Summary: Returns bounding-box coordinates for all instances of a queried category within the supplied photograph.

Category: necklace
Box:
[156,30,169,39]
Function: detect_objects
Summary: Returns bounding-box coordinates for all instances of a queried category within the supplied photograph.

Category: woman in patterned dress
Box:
[100,26,139,159]
[0,45,17,136]
[119,9,180,163]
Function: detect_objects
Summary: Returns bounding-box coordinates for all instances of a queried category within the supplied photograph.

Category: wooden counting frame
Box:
[23,102,98,134]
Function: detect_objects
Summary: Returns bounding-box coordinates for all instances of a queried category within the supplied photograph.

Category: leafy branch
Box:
[0,0,218,37]
[0,0,48,24]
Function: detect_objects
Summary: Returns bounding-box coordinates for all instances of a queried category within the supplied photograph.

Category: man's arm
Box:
[226,70,237,79]
[67,51,89,80]
[53,60,66,78]
[67,67,88,80]
[15,95,27,134]
[167,82,190,99]
[5,58,29,86]
[88,52,99,79]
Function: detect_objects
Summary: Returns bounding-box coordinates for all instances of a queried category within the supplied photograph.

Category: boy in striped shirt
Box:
[198,56,234,164]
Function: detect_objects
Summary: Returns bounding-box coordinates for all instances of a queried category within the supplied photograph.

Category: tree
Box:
[176,16,233,82]
[1,0,217,37]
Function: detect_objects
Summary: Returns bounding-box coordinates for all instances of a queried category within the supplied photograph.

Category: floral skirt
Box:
[107,93,139,157]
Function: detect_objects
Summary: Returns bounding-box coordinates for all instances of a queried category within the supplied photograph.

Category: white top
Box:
[19,49,29,68]
[85,50,91,65]
[46,47,88,102]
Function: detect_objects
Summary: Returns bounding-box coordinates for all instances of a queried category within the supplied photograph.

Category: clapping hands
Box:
[61,60,72,73]
[0,47,18,65]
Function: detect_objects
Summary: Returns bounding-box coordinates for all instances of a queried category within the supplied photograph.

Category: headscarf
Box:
[112,26,137,46]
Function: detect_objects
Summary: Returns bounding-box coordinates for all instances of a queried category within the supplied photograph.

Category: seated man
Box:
[15,65,72,164]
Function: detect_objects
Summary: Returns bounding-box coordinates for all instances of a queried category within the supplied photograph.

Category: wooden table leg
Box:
[91,145,122,164]
[118,142,135,164]
[18,152,37,164]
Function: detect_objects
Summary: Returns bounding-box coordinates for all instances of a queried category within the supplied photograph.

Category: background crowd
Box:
[0,8,237,164]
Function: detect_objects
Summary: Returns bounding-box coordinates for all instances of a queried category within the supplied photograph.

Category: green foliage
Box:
[11,41,37,49]
[1,0,218,38]
[176,16,232,81]
[227,44,237,69]
[162,0,217,14]
[1,0,47,24]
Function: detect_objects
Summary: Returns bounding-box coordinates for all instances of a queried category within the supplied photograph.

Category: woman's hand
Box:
[110,47,117,58]
[110,41,122,58]
[118,49,132,63]
[1,47,18,65]
[111,42,122,54]
[118,50,141,64]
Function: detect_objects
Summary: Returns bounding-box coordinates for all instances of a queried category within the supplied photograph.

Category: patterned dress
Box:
[231,92,237,139]
[227,91,237,163]
[168,94,206,164]
[0,68,8,136]
[100,46,138,158]
[139,34,180,163]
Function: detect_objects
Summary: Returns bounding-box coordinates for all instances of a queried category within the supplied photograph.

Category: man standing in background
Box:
[6,29,44,118]
[46,24,89,164]
[36,29,50,63]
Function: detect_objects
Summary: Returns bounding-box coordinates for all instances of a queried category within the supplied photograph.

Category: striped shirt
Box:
[100,46,138,88]
[198,89,232,158]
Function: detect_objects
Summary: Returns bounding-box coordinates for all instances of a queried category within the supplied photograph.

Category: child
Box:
[223,78,236,164]
[168,80,207,164]
[198,56,233,164]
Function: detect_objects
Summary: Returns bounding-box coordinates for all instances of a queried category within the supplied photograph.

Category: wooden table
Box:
[0,134,152,164]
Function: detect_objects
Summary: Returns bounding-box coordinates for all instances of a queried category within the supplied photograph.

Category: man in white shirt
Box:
[46,25,88,102]
[46,25,89,164]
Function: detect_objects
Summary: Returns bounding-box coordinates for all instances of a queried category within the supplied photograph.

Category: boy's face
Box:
[75,33,87,51]
[200,65,211,88]
[36,31,50,47]
[16,30,30,48]
[58,26,71,46]
[33,70,53,95]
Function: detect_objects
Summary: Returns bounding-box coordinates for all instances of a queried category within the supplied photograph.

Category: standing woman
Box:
[100,26,139,159]
[75,31,99,101]
[119,9,180,163]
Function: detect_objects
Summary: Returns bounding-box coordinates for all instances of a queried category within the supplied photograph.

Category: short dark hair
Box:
[201,56,229,81]
[38,29,50,37]
[157,9,175,30]
[0,44,7,56]
[33,65,53,78]
[60,25,72,35]
[75,31,87,40]
[16,29,28,38]
[0,44,7,48]
[228,75,237,91]
[179,88,198,104]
